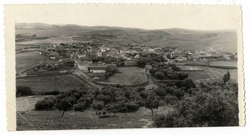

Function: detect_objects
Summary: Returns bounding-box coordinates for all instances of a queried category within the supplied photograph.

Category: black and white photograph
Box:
[4,4,244,131]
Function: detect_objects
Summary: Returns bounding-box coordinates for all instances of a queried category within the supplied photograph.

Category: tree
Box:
[73,103,85,112]
[174,88,185,100]
[154,83,239,127]
[137,58,147,68]
[223,72,230,84]
[56,97,73,117]
[227,71,231,80]
[154,87,167,97]
[35,100,53,111]
[171,64,181,71]
[145,91,160,116]
[155,71,165,79]
[92,100,104,110]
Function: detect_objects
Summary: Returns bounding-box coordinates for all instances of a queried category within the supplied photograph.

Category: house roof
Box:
[78,61,92,66]
[89,63,108,69]
[46,47,57,51]
[175,56,187,60]
[87,73,106,77]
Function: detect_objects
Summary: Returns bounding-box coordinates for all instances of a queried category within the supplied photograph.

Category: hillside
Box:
[15,23,237,53]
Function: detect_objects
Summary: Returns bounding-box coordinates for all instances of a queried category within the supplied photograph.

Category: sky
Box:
[5,4,241,30]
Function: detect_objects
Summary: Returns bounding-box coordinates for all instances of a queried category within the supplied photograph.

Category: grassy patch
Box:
[16,96,49,112]
[16,51,47,73]
[203,67,237,82]
[188,67,238,84]
[98,67,147,85]
[209,61,237,68]
[16,107,168,130]
[188,70,210,80]
[16,75,93,93]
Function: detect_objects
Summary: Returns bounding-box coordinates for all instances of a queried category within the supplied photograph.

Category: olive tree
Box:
[56,97,73,117]
[145,91,160,116]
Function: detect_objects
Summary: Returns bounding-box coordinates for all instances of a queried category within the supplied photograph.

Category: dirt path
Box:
[139,119,153,128]
[145,68,159,90]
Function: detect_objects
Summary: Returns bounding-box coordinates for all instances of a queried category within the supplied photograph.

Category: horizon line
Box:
[15,22,237,32]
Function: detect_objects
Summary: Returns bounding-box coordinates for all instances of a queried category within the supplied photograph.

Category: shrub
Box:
[78,96,92,108]
[171,65,181,71]
[16,86,33,96]
[92,100,104,110]
[153,111,180,127]
[73,103,84,112]
[35,100,53,111]
[125,101,139,112]
[154,88,167,97]
[165,94,179,105]
[43,91,59,95]
[43,96,56,106]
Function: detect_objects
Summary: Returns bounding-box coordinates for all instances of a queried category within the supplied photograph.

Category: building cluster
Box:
[36,42,237,80]
[162,48,237,64]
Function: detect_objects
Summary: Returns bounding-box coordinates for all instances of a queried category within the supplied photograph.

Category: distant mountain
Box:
[15,23,237,53]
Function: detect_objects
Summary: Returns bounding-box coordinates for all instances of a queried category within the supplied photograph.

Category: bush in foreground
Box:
[154,83,239,127]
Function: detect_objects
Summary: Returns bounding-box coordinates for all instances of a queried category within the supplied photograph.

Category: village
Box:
[20,40,237,83]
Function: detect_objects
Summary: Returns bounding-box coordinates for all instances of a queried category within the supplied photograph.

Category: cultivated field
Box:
[16,106,173,130]
[16,51,47,73]
[187,70,210,80]
[16,44,39,50]
[209,61,237,68]
[16,95,49,112]
[188,66,237,84]
[16,75,93,93]
[16,35,77,45]
[98,67,147,86]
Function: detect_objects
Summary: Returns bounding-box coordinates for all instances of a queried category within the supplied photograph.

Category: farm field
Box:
[98,67,147,86]
[187,70,210,80]
[209,61,237,68]
[16,75,93,93]
[16,44,39,50]
[16,106,173,130]
[187,66,237,84]
[16,51,47,73]
[16,95,49,112]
